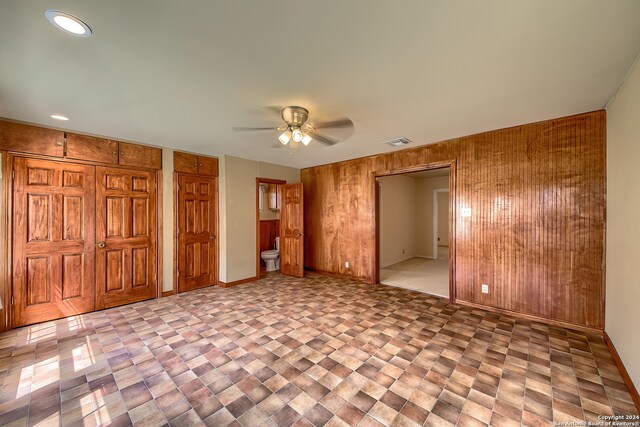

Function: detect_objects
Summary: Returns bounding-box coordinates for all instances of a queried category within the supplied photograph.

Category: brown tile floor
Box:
[0,272,637,426]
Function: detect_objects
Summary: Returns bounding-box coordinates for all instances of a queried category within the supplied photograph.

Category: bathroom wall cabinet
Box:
[267,184,280,210]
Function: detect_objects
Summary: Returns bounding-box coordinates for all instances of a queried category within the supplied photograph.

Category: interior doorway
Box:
[255,178,285,277]
[375,164,454,300]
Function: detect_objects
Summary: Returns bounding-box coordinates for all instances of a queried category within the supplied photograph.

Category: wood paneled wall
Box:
[301,111,606,330]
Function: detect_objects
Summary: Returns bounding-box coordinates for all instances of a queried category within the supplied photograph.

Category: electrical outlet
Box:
[402,249,405,254]
[481,284,489,294]
[345,261,350,269]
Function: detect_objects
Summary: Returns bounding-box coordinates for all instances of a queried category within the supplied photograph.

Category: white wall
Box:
[606,57,640,390]
[379,175,416,267]
[415,176,449,258]
[259,162,300,184]
[219,156,260,283]
[437,191,449,247]
[218,156,299,283]
[162,149,174,292]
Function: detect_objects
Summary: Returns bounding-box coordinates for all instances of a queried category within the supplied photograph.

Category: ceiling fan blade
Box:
[312,132,339,146]
[265,105,284,118]
[232,126,278,132]
[313,117,354,129]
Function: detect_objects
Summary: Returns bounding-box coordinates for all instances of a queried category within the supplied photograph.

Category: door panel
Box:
[96,167,157,308]
[118,142,162,169]
[174,152,199,174]
[66,133,119,164]
[280,184,304,277]
[198,156,218,176]
[177,174,217,292]
[0,121,64,157]
[13,158,95,327]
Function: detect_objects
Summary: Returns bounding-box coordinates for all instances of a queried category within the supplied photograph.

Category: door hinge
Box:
[12,170,15,179]
[11,295,14,305]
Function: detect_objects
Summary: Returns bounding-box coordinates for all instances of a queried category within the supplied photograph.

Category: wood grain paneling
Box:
[96,167,157,309]
[280,184,304,278]
[174,152,219,176]
[176,173,217,292]
[0,121,64,157]
[301,111,606,329]
[12,158,95,327]
[259,220,280,270]
[174,152,198,174]
[198,156,218,177]
[119,142,162,169]
[66,133,118,164]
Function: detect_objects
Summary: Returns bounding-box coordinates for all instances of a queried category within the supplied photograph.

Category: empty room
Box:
[0,1,639,426]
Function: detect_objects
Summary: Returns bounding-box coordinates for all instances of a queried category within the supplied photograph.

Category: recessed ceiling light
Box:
[45,10,92,37]
[49,113,69,121]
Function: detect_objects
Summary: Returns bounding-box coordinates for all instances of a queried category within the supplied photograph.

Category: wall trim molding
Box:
[161,289,176,298]
[451,299,604,335]
[304,267,370,282]
[603,331,640,412]
[219,276,258,288]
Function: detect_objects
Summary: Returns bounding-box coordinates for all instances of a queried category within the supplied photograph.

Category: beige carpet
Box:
[380,257,449,297]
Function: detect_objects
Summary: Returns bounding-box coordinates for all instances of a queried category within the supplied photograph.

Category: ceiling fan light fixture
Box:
[279,130,292,145]
[291,127,303,143]
[301,133,312,145]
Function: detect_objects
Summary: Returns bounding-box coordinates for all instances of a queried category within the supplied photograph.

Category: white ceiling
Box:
[1,1,639,169]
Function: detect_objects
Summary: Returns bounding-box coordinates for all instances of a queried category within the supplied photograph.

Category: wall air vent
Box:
[383,137,412,147]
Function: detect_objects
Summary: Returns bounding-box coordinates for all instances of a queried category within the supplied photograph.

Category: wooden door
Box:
[13,158,95,326]
[95,167,157,309]
[280,184,304,277]
[177,174,217,292]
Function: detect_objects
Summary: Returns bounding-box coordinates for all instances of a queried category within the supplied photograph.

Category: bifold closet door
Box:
[95,167,157,309]
[13,158,96,327]
[177,173,217,292]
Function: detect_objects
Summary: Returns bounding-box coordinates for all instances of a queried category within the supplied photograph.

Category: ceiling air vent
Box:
[383,137,412,147]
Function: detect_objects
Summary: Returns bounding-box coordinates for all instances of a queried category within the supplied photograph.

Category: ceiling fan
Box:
[233,106,354,147]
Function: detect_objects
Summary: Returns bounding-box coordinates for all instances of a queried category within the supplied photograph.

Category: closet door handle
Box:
[97,242,106,248]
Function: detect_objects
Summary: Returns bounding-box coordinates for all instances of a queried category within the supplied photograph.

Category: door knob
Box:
[209,234,216,240]
[97,242,106,248]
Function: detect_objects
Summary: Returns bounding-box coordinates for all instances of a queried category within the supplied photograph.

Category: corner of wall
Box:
[605,53,640,396]
[218,156,228,283]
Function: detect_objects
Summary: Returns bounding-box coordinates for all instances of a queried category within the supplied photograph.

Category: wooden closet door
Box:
[13,158,95,327]
[95,167,157,309]
[177,174,217,292]
[280,184,304,277]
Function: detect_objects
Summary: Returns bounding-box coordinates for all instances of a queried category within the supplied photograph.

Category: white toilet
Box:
[261,237,280,272]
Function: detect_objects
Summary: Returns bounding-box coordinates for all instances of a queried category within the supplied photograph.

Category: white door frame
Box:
[433,188,449,259]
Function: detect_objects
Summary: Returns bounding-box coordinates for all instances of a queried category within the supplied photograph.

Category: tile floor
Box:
[0,272,637,426]
[380,258,449,298]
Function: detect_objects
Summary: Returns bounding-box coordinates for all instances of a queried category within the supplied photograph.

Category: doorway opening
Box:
[375,163,455,301]
[255,178,285,278]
